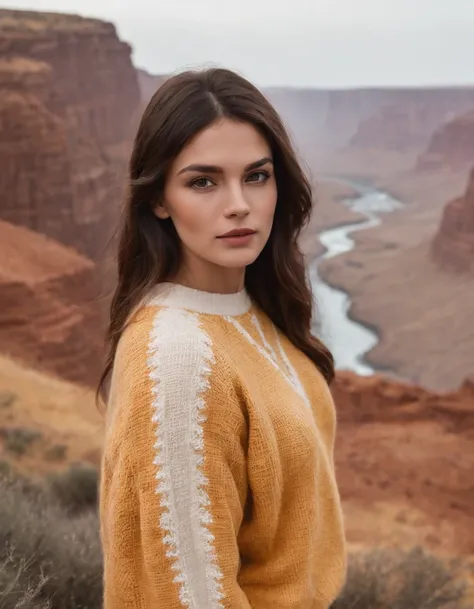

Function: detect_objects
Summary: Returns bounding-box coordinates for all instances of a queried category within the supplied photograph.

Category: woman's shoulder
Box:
[106,303,244,438]
[119,303,219,360]
[114,303,237,398]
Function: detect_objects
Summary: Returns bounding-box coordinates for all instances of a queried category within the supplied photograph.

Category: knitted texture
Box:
[100,283,347,609]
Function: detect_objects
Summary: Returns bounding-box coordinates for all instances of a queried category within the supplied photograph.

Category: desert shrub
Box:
[43,444,68,463]
[0,467,471,609]
[0,469,102,609]
[0,551,51,609]
[47,462,98,513]
[2,427,42,456]
[331,546,469,609]
[0,460,11,477]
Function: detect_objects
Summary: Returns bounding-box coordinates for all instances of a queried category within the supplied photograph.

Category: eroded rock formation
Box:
[0,220,103,386]
[0,9,141,259]
[431,167,474,273]
[0,9,140,147]
[417,109,474,171]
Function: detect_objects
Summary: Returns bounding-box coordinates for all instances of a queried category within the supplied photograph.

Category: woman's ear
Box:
[154,200,170,220]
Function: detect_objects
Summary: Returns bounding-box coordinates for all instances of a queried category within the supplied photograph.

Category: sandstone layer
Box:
[432,167,474,274]
[0,220,103,387]
[417,109,474,172]
[333,371,474,557]
[0,9,141,260]
[0,9,140,147]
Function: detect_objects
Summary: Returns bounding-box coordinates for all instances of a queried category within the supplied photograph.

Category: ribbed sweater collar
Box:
[144,282,252,316]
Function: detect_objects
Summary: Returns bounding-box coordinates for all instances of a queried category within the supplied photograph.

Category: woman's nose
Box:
[225,185,251,217]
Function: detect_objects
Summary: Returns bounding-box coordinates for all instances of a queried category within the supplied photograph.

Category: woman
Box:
[99,67,347,609]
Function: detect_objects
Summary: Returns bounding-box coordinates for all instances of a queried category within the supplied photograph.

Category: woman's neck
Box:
[171,262,245,295]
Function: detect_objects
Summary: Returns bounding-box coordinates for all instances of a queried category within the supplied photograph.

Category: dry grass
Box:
[0,466,102,609]
[0,355,102,477]
[0,464,471,609]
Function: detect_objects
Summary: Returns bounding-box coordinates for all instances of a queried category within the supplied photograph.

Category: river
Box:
[309,179,403,375]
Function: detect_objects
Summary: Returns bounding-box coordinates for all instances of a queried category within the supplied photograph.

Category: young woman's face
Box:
[157,118,277,287]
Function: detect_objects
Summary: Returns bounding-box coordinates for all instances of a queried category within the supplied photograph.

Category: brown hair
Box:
[97,67,334,400]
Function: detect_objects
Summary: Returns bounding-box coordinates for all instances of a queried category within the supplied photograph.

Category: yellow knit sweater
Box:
[100,282,347,609]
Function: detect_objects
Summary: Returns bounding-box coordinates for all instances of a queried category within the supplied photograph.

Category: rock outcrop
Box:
[0,9,141,259]
[0,9,140,147]
[0,220,103,386]
[431,167,474,273]
[332,371,474,555]
[347,102,461,154]
[137,68,167,106]
[417,109,474,171]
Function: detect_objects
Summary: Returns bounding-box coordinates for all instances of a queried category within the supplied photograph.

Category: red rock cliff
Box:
[0,220,103,386]
[0,9,140,147]
[431,167,474,273]
[417,109,474,171]
[0,9,141,260]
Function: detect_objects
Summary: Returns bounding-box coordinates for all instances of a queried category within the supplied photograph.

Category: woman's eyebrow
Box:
[177,156,273,176]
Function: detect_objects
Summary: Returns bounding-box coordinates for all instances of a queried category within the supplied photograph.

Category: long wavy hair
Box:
[97,67,334,401]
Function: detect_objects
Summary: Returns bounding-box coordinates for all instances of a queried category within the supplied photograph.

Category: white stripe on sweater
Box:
[148,307,225,609]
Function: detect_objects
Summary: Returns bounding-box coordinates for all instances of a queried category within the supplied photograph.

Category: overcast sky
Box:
[3,0,474,88]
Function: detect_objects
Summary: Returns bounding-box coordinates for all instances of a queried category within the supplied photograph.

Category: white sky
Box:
[3,0,474,88]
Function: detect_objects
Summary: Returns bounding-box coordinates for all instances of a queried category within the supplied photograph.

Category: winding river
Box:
[309,179,403,375]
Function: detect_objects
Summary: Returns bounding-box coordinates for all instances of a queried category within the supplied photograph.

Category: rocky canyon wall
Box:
[431,166,474,274]
[0,9,140,147]
[265,87,474,173]
[417,109,474,172]
[0,9,141,260]
[346,100,469,154]
[0,220,103,386]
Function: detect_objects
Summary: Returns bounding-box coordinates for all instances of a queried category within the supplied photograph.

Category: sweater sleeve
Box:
[100,309,251,609]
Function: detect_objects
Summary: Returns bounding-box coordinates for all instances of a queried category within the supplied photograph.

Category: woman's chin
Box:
[214,249,261,269]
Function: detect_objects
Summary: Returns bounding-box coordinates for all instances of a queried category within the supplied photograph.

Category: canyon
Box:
[0,7,473,569]
[267,87,474,176]
[318,165,474,392]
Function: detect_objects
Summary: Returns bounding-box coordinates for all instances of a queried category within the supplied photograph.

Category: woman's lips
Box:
[217,228,256,246]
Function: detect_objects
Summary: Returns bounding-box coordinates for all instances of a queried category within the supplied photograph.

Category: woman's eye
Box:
[191,177,214,189]
[246,171,269,183]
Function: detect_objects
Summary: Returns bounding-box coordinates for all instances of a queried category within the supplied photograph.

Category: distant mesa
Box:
[417,108,474,172]
[431,166,474,274]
